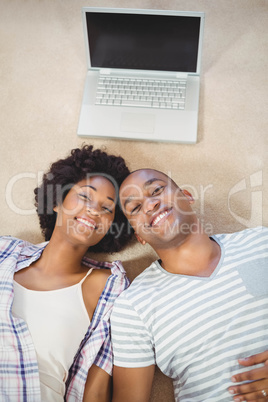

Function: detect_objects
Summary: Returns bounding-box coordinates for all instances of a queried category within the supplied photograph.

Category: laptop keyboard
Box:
[95,76,186,110]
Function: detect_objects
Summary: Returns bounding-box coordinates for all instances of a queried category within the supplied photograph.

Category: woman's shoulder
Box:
[90,267,112,283]
[0,236,24,255]
[81,268,112,320]
[0,236,43,250]
[82,255,127,277]
[81,266,111,294]
[0,235,21,244]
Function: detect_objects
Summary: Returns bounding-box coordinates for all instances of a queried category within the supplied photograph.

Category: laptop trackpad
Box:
[120,112,155,134]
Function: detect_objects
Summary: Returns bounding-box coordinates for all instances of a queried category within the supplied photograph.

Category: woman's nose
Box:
[86,202,100,216]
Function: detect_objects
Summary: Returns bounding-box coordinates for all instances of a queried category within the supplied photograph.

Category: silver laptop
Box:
[77,7,205,143]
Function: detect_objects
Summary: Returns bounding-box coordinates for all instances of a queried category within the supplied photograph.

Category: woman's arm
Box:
[83,364,112,402]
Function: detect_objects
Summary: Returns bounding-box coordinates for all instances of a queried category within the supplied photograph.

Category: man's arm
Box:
[112,365,155,402]
[83,364,112,402]
[228,351,268,401]
[111,292,156,401]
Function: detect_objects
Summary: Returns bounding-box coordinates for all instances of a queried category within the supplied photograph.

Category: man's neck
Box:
[156,234,221,278]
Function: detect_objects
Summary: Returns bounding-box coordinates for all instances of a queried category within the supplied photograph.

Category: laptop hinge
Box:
[175,72,188,79]
[99,69,111,75]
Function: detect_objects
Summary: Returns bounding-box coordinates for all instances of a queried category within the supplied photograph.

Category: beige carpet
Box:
[1,1,267,400]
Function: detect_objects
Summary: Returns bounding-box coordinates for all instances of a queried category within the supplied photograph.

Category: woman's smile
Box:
[75,217,97,230]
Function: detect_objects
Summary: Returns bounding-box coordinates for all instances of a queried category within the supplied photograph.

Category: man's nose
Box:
[144,198,160,214]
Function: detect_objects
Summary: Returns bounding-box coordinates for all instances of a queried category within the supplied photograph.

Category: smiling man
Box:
[111,168,268,402]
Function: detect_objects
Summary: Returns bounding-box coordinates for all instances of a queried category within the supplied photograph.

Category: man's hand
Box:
[228,351,268,401]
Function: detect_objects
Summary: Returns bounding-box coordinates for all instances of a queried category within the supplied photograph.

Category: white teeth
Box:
[152,211,169,226]
[76,218,95,229]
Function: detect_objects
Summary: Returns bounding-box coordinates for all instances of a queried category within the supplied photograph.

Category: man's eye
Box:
[152,186,164,196]
[131,205,141,215]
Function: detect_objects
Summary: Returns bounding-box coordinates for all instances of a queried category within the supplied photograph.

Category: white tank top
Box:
[12,268,92,401]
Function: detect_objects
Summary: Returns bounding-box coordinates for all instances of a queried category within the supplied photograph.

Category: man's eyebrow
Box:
[122,178,166,209]
[143,178,166,189]
[123,195,135,210]
[81,185,115,203]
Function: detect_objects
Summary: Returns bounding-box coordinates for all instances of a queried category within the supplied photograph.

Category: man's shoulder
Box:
[111,261,161,325]
[127,260,158,285]
[214,226,268,244]
[115,261,158,300]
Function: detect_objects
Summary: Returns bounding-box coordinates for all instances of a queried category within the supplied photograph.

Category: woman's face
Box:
[54,176,116,248]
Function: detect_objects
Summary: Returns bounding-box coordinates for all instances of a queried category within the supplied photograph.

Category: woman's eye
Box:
[102,206,113,214]
[79,193,90,201]
[152,186,164,196]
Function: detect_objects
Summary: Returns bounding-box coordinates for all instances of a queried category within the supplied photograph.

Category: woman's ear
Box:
[181,189,194,204]
[135,233,147,246]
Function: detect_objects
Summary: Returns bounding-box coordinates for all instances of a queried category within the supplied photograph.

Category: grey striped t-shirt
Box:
[111,227,268,401]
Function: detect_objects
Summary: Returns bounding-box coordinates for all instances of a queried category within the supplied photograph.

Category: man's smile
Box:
[150,208,172,227]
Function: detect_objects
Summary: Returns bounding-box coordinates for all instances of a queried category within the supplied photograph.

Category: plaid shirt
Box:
[0,236,129,402]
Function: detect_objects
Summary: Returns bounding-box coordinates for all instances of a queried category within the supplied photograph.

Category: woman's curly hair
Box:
[34,145,133,253]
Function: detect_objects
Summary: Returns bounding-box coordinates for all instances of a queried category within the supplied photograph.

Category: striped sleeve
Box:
[111,293,155,368]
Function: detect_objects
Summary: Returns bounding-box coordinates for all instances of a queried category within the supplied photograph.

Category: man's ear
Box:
[53,206,58,213]
[135,233,147,246]
[181,189,194,204]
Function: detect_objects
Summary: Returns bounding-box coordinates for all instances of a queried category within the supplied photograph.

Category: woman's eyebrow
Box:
[107,196,115,203]
[81,184,97,191]
[81,185,115,203]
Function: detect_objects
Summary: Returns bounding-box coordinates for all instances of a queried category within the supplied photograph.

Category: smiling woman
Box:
[54,176,117,249]
[0,145,133,402]
[35,145,132,253]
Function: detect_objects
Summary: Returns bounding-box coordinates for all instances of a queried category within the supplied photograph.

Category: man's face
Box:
[119,169,197,250]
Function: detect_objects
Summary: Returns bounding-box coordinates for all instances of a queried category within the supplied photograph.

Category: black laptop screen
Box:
[85,11,201,73]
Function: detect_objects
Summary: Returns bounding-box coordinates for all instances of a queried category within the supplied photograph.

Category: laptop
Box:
[77,7,205,143]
